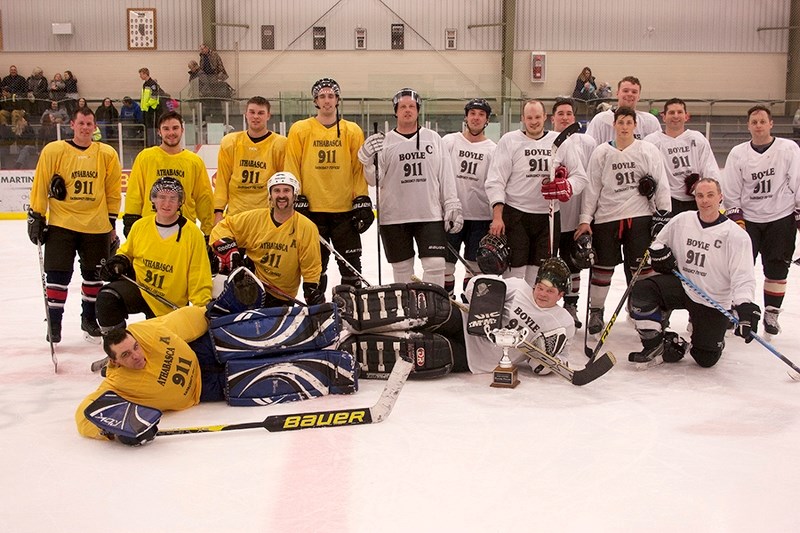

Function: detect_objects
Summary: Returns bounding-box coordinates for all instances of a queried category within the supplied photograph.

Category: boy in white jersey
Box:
[586,76,661,144]
[357,88,463,287]
[644,98,720,214]
[441,98,497,297]
[722,105,800,336]
[628,178,759,367]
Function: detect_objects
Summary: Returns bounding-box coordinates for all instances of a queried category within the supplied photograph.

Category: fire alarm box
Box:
[530,52,546,83]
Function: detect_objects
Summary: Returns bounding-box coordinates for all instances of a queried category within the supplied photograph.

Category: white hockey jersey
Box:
[581,139,671,226]
[462,276,575,374]
[722,137,800,223]
[555,133,597,231]
[654,211,755,309]
[643,129,721,202]
[485,130,588,214]
[363,127,459,225]
[586,109,661,144]
[442,132,496,220]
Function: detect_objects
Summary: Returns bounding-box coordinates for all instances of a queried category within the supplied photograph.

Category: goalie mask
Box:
[150,176,185,206]
[536,257,571,294]
[571,233,595,269]
[476,233,510,275]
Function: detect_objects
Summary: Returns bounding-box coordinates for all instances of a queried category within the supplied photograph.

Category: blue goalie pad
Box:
[225,349,358,406]
[210,302,341,362]
[84,391,162,439]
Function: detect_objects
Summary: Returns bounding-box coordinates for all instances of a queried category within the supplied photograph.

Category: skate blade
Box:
[84,332,102,345]
[633,355,664,370]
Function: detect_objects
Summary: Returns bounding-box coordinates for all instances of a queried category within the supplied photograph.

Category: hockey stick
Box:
[672,269,800,381]
[585,249,652,361]
[319,235,373,288]
[517,335,616,386]
[157,354,413,436]
[547,122,582,256]
[120,273,180,310]
[446,242,477,276]
[259,276,307,307]
[373,122,383,285]
[793,257,800,267]
[583,265,593,356]
[37,241,58,372]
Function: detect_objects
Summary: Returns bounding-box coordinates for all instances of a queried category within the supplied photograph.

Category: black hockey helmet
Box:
[150,176,185,205]
[476,233,510,275]
[311,78,340,100]
[465,98,492,117]
[571,233,595,270]
[393,87,421,113]
[536,257,571,294]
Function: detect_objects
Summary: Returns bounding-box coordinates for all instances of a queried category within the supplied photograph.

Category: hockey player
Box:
[644,98,721,214]
[441,98,497,297]
[585,76,661,144]
[96,177,212,332]
[576,106,671,335]
[27,107,122,343]
[550,98,597,327]
[357,87,462,287]
[628,178,759,367]
[123,111,214,239]
[722,105,800,337]
[484,99,588,287]
[284,78,371,290]
[209,171,324,306]
[213,96,287,224]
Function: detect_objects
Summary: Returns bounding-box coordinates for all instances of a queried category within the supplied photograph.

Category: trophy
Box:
[485,325,524,388]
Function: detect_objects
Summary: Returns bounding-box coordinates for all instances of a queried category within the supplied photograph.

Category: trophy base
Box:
[490,365,519,388]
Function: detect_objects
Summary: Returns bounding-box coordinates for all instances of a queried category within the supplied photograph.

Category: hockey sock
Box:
[46,270,71,325]
[589,266,614,309]
[524,265,539,287]
[420,256,445,287]
[570,273,581,295]
[391,258,415,284]
[763,278,787,309]
[444,262,456,297]
[81,280,103,320]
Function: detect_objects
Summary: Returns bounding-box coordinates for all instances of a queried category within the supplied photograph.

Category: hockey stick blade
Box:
[157,357,413,437]
[519,339,615,386]
[90,356,109,373]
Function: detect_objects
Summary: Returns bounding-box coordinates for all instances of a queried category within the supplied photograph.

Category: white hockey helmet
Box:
[267,171,301,195]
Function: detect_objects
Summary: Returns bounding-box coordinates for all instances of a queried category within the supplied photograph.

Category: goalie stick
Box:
[319,235,373,288]
[120,273,179,310]
[517,335,616,386]
[157,354,413,437]
[446,242,477,276]
[37,241,57,372]
[547,122,581,256]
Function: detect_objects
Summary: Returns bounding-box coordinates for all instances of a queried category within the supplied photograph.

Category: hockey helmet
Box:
[571,233,595,269]
[267,171,301,196]
[464,98,492,117]
[535,257,571,294]
[150,176,185,205]
[311,78,340,99]
[393,87,421,113]
[476,233,510,275]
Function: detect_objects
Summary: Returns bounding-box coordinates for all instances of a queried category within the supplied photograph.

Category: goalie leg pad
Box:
[338,331,454,379]
[210,302,341,362]
[225,350,357,406]
[332,282,452,333]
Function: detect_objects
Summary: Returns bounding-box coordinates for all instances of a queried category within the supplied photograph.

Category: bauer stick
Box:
[158,354,413,436]
[672,269,800,381]
[546,122,581,256]
[319,235,373,288]
[37,241,58,372]
[446,242,477,276]
[373,122,383,285]
[120,274,180,310]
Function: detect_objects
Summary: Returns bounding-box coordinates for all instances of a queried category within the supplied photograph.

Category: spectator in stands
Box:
[2,65,28,99]
[27,67,49,116]
[76,97,89,112]
[95,98,119,139]
[38,114,58,147]
[119,96,144,139]
[188,60,201,81]
[1,86,23,112]
[573,67,598,101]
[199,44,228,81]
[0,111,14,168]
[13,111,37,168]
[63,70,79,114]
[42,100,69,126]
[49,73,66,102]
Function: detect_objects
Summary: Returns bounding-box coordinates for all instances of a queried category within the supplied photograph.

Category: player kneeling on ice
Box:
[628,178,759,368]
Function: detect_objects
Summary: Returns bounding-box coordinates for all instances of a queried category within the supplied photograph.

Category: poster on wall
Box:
[127,8,157,50]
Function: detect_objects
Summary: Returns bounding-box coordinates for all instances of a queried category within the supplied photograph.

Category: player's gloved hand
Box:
[211,237,242,275]
[649,244,677,275]
[303,282,325,306]
[116,425,158,447]
[650,209,672,238]
[351,195,374,233]
[122,213,142,238]
[541,166,573,202]
[294,194,310,216]
[443,199,463,234]
[358,132,385,164]
[99,254,131,282]
[725,207,746,230]
[734,302,761,343]
[27,209,47,245]
[637,175,657,199]
[684,173,700,196]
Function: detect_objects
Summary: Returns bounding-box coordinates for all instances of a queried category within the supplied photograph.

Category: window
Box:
[355,27,367,50]
[261,25,275,50]
[445,29,457,50]
[391,24,404,50]
[313,26,326,50]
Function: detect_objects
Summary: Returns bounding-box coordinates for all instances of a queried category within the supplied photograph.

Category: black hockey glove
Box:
[27,209,47,245]
[122,213,142,238]
[637,175,657,199]
[116,425,158,447]
[734,302,760,343]
[99,254,132,282]
[684,173,700,196]
[294,195,310,217]
[351,195,374,233]
[649,245,677,275]
[211,238,242,275]
[303,282,325,306]
[48,173,67,201]
[650,210,672,238]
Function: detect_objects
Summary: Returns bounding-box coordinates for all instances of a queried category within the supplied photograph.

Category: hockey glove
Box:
[650,210,672,238]
[637,175,657,199]
[725,207,746,230]
[122,213,142,238]
[351,195,375,233]
[541,167,573,202]
[27,209,47,245]
[99,254,132,282]
[357,132,385,164]
[649,245,677,275]
[684,173,700,196]
[48,173,67,201]
[443,198,464,234]
[734,302,761,343]
[294,194,310,216]
[303,282,325,305]
[211,237,243,275]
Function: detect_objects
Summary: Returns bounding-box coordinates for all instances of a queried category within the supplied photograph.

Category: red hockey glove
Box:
[541,167,573,202]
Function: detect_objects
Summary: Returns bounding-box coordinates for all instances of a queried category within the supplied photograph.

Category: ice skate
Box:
[588,307,604,336]
[81,316,102,344]
[563,300,582,329]
[629,342,664,369]
[46,320,62,344]
[764,306,781,338]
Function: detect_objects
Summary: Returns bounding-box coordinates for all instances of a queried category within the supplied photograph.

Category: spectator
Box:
[41,100,69,126]
[27,67,49,116]
[0,111,14,168]
[1,86,23,112]
[49,73,66,102]
[76,97,88,112]
[199,44,228,81]
[188,60,201,81]
[95,98,119,139]
[572,67,597,101]
[63,70,79,113]
[2,65,28,98]
[119,96,143,139]
[12,111,37,168]
[38,114,58,147]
